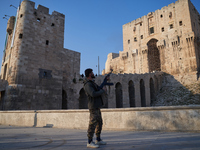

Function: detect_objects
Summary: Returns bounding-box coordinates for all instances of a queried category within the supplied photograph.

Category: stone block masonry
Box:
[0,106,200,131]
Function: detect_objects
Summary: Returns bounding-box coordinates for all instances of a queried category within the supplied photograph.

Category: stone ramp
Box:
[0,125,200,150]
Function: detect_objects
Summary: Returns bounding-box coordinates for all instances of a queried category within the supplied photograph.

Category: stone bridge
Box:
[77,72,164,109]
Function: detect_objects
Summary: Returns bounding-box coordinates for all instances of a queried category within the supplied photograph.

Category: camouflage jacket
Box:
[83,78,104,109]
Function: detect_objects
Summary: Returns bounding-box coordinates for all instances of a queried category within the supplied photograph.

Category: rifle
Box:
[99,69,114,89]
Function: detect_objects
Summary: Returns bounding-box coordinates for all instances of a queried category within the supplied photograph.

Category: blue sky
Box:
[0,0,200,75]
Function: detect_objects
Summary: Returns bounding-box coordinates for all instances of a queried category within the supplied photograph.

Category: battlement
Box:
[21,0,65,18]
[6,16,15,35]
[107,53,119,59]
[123,0,189,27]
[37,5,49,14]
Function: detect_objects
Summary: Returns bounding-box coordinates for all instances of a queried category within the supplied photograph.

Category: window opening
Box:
[39,68,52,79]
[179,21,182,26]
[133,27,136,32]
[160,14,163,18]
[37,18,41,22]
[140,23,142,26]
[161,27,164,32]
[169,12,172,18]
[150,27,154,34]
[141,35,143,39]
[170,24,173,29]
[51,23,54,26]
[134,37,137,42]
[20,14,23,18]
[34,11,37,16]
[19,34,23,39]
[128,39,130,44]
[44,71,47,77]
[46,40,49,45]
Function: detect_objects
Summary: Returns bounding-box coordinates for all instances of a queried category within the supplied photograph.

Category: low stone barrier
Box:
[0,106,200,131]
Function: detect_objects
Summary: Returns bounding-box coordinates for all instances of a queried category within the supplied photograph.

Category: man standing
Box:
[84,68,107,148]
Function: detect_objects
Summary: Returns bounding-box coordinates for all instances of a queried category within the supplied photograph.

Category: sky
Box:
[0,0,200,75]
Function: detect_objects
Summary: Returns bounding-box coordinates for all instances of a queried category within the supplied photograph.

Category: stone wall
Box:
[0,106,200,131]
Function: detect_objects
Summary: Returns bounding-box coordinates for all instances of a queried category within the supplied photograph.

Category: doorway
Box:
[147,39,161,72]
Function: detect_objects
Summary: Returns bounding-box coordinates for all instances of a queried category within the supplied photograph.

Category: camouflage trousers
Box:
[87,108,103,139]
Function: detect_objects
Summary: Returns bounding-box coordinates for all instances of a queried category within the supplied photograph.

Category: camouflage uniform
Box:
[87,108,103,139]
[83,78,105,140]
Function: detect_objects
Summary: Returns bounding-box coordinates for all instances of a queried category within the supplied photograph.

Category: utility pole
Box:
[98,56,100,75]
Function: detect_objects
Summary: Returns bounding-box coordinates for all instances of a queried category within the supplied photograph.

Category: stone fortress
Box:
[0,0,199,110]
[0,0,80,110]
[104,0,200,77]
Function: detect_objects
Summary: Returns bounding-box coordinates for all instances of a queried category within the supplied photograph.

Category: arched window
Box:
[128,80,135,107]
[147,39,161,72]
[150,78,155,105]
[115,82,123,108]
[62,89,67,109]
[0,91,5,110]
[79,88,88,109]
[140,79,146,107]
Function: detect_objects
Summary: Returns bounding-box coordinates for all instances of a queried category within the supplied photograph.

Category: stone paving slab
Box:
[0,125,200,150]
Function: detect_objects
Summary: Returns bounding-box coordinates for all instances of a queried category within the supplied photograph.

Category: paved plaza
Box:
[0,125,200,150]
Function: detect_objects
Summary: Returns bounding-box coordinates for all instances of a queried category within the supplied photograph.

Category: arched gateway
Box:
[62,90,67,109]
[115,82,123,108]
[128,80,135,107]
[140,79,146,107]
[147,39,161,72]
[79,88,88,109]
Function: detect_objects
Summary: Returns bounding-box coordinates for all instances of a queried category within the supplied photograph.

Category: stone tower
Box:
[0,0,80,110]
[105,0,200,79]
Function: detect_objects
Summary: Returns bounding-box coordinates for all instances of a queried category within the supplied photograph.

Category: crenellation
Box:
[52,11,65,18]
[37,5,49,14]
